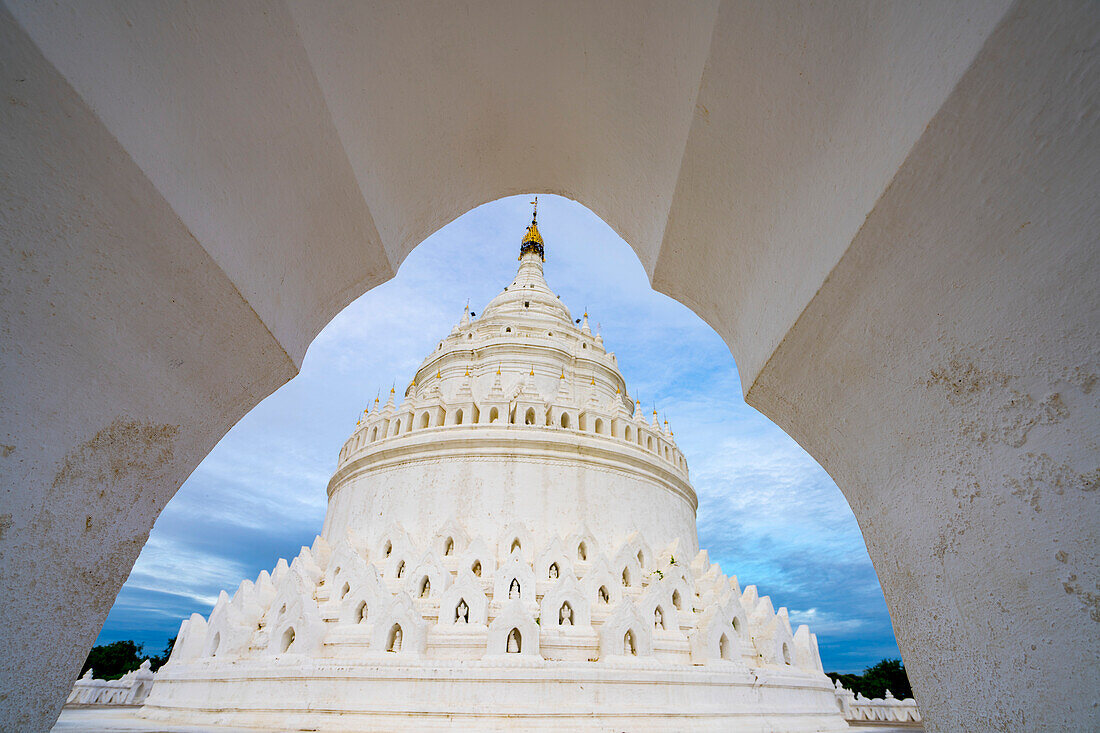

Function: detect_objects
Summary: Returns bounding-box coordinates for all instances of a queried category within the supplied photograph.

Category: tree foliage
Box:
[80,637,176,680]
[826,658,913,700]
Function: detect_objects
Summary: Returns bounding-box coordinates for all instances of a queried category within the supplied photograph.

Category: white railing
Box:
[834,680,921,722]
[65,660,156,706]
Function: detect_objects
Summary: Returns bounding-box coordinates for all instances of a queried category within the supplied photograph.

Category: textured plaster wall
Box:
[1,1,1095,731]
[746,3,1100,729]
[0,7,296,728]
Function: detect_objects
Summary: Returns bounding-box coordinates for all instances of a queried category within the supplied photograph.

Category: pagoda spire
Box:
[519,196,545,261]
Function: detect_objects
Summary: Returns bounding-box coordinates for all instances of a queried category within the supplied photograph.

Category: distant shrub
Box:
[826,658,913,700]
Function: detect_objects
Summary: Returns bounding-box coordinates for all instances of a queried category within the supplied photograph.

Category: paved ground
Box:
[54,706,925,732]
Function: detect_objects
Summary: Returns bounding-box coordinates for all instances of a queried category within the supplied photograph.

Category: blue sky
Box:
[96,194,900,673]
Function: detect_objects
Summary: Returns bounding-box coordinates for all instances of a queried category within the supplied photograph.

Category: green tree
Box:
[80,636,176,680]
[80,640,144,681]
[826,658,913,700]
[861,658,912,699]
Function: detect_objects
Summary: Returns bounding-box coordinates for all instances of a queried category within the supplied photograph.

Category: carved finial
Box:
[520,198,545,261]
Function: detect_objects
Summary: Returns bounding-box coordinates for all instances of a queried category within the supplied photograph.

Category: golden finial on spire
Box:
[561,368,565,379]
[497,364,502,375]
[465,366,470,377]
[591,375,596,386]
[520,197,545,261]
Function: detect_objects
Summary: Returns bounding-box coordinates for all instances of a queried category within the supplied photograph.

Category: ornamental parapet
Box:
[339,407,688,483]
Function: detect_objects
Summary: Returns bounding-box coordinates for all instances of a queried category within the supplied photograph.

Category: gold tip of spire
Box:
[519,196,545,261]
[560,369,565,379]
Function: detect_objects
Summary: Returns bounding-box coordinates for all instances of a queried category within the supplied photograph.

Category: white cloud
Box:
[788,608,866,635]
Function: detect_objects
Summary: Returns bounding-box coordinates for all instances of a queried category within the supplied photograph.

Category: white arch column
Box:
[0,10,308,730]
[656,3,1098,729]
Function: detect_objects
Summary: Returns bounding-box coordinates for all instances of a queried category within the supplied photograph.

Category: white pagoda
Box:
[142,208,848,731]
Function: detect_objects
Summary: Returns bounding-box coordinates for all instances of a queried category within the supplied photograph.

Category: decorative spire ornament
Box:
[519,197,545,261]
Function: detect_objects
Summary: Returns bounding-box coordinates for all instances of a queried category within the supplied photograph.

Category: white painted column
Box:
[737,4,1099,730]
[0,11,297,730]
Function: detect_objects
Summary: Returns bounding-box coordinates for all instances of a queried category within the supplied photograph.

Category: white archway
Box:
[0,4,1095,731]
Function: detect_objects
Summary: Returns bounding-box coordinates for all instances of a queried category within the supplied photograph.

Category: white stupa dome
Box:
[140,207,848,732]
